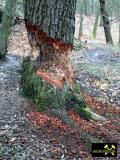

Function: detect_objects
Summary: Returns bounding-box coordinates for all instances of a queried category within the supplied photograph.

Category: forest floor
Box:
[0,23,120,160]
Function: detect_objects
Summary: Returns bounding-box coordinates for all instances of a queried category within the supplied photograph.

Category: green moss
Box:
[20,57,73,111]
[79,107,92,119]
[20,58,106,122]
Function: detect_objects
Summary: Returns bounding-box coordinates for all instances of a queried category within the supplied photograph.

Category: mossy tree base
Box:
[21,57,106,127]
[21,56,76,127]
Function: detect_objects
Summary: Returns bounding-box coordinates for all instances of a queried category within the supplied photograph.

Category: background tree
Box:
[119,21,120,46]
[99,0,113,44]
[78,0,85,40]
[24,0,77,88]
[92,0,100,39]
[0,0,18,58]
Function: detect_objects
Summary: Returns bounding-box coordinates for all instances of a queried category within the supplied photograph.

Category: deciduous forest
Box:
[0,0,120,159]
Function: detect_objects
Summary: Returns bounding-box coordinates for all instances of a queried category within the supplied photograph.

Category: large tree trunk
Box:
[24,0,77,89]
[99,0,113,44]
[22,0,77,127]
[0,0,18,59]
[22,0,106,126]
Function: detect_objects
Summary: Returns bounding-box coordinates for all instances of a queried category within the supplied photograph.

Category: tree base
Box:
[21,57,106,125]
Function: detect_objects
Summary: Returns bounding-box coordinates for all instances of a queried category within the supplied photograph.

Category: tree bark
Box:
[92,0,100,39]
[99,0,113,44]
[78,0,84,40]
[118,21,120,47]
[0,0,18,59]
[22,0,106,126]
[0,10,3,23]
[22,0,77,127]
[24,0,77,88]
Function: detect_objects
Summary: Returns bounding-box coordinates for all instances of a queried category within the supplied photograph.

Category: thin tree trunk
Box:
[99,14,103,26]
[0,0,18,59]
[92,0,100,39]
[118,22,120,47]
[78,0,84,40]
[91,0,95,15]
[99,0,113,44]
[0,10,3,23]
[84,0,91,16]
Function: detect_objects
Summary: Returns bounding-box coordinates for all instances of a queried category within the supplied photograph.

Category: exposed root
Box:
[48,108,76,128]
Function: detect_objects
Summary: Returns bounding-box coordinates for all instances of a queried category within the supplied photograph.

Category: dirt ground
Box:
[0,22,120,159]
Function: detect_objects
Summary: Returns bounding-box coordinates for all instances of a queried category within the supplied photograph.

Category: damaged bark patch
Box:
[25,22,73,52]
[36,69,64,88]
[20,57,73,110]
[25,22,76,88]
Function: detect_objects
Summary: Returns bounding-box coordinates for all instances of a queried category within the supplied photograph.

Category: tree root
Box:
[69,91,107,122]
[48,108,76,128]
[78,107,106,121]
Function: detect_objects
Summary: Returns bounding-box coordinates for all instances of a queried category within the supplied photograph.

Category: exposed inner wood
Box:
[36,69,64,88]
[25,22,73,52]
[26,22,76,88]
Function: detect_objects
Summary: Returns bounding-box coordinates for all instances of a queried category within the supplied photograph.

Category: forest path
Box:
[73,43,120,107]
